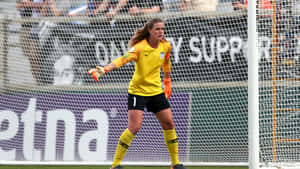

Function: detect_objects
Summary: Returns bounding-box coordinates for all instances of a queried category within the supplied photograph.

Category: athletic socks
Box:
[112,128,180,168]
[163,128,180,166]
[112,128,135,168]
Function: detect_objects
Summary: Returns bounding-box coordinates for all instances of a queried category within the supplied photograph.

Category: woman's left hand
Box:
[163,78,172,100]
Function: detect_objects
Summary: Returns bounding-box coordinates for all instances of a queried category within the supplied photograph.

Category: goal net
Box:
[258,0,300,168]
[0,0,299,168]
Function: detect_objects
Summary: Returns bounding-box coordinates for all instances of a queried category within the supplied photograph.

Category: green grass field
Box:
[0,166,248,169]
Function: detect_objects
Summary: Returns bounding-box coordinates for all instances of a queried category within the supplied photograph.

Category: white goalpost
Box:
[248,0,259,169]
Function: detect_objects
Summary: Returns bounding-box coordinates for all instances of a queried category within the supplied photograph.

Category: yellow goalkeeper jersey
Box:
[112,39,171,96]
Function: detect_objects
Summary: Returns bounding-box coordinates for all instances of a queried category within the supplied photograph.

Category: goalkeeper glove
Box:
[88,66,109,82]
[163,78,172,100]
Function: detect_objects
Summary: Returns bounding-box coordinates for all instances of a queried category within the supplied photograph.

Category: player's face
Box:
[149,22,164,41]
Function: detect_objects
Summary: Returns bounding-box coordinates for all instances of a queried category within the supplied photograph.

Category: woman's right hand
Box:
[88,66,108,82]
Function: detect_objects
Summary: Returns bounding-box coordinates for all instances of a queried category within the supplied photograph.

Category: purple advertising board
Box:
[0,92,189,162]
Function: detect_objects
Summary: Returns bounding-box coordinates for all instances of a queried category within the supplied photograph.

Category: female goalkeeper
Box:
[88,18,187,169]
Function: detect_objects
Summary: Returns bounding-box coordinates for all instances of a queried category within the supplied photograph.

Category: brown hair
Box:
[128,18,166,48]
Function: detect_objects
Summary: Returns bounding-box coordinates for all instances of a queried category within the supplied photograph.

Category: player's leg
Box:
[111,109,143,169]
[150,93,187,169]
[156,108,187,169]
[155,108,179,164]
[111,94,144,169]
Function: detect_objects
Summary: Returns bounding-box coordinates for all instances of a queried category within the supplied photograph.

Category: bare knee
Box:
[128,110,143,135]
[161,120,174,130]
[156,108,175,130]
[128,124,141,135]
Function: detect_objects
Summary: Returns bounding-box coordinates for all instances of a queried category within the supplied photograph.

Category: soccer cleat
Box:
[110,166,123,169]
[171,164,187,169]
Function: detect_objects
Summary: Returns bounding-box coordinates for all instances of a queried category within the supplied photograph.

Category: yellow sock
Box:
[112,128,135,168]
[163,128,180,166]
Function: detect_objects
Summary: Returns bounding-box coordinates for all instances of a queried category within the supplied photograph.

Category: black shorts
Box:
[128,93,171,114]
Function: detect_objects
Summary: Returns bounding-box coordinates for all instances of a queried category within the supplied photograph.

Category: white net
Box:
[259,0,300,168]
[0,0,298,168]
